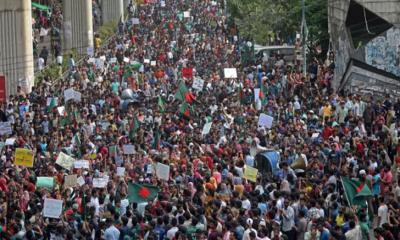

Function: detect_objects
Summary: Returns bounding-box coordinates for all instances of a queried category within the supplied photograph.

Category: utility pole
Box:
[301,0,307,77]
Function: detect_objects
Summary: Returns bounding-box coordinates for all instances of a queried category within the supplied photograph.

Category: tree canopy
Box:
[227,0,329,57]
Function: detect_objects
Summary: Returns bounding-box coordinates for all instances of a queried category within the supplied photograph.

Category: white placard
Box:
[224,68,237,78]
[43,198,63,219]
[40,28,48,37]
[46,97,58,106]
[109,57,117,64]
[93,177,108,188]
[77,176,85,186]
[160,1,165,7]
[0,122,12,136]
[211,1,217,6]
[123,144,135,155]
[168,52,173,59]
[184,11,190,18]
[74,160,90,169]
[192,78,204,91]
[117,167,125,176]
[56,152,75,169]
[87,47,94,57]
[258,113,273,129]
[64,88,75,102]
[57,106,65,116]
[99,55,106,61]
[156,162,170,181]
[150,61,156,66]
[73,91,82,102]
[144,59,150,64]
[123,57,130,63]
[131,18,140,25]
[254,88,260,102]
[202,122,212,135]
[311,133,320,139]
[5,138,15,145]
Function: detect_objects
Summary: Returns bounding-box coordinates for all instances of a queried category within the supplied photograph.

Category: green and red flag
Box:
[175,81,189,102]
[158,96,166,114]
[260,84,268,106]
[341,177,372,207]
[128,115,140,141]
[179,102,194,118]
[128,182,159,203]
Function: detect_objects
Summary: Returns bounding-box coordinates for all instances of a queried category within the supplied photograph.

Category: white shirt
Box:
[38,57,45,70]
[166,226,179,239]
[344,225,362,240]
[242,228,257,240]
[104,225,120,240]
[282,206,295,232]
[90,197,100,216]
[378,204,388,226]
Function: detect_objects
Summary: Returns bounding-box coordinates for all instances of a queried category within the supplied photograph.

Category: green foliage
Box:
[227,0,329,57]
[97,20,118,41]
[34,50,78,84]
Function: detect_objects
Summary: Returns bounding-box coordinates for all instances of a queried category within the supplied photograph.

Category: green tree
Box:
[227,0,329,59]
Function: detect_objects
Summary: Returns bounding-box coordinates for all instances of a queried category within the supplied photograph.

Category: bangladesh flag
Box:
[158,96,166,114]
[341,177,372,207]
[175,81,189,102]
[260,84,268,106]
[128,115,140,141]
[47,97,57,112]
[128,182,159,203]
[179,102,194,118]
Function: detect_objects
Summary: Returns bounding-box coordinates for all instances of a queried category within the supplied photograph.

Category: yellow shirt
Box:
[323,105,332,118]
[336,214,344,226]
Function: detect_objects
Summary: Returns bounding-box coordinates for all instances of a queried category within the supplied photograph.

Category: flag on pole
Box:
[158,96,166,114]
[128,182,159,203]
[175,81,189,102]
[341,177,372,207]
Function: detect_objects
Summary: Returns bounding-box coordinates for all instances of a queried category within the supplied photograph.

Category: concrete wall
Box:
[0,0,34,96]
[101,0,124,24]
[328,0,400,90]
[63,0,94,55]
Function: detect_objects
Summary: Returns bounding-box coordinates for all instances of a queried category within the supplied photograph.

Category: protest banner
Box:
[87,47,94,57]
[64,88,75,102]
[254,88,260,102]
[192,78,204,91]
[77,176,85,186]
[5,138,15,145]
[93,177,108,188]
[202,122,212,135]
[36,177,54,189]
[224,68,237,78]
[109,145,117,157]
[258,113,273,129]
[150,60,156,66]
[123,144,135,154]
[0,122,12,135]
[131,18,140,24]
[117,167,126,176]
[43,198,63,219]
[183,11,190,18]
[74,160,90,169]
[56,152,75,169]
[14,148,34,167]
[244,165,258,182]
[156,162,170,181]
[64,175,77,188]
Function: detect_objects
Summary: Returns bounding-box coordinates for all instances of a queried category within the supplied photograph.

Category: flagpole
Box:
[340,177,351,207]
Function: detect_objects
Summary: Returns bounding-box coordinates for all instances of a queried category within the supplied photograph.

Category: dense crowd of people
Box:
[1,0,400,239]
